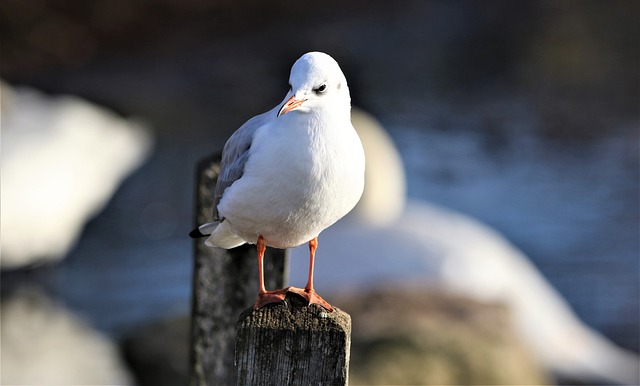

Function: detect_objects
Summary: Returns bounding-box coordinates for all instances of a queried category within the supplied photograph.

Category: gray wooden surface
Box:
[236,294,351,386]
[190,153,288,386]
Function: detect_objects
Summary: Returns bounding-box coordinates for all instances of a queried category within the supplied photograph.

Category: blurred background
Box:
[1,0,638,385]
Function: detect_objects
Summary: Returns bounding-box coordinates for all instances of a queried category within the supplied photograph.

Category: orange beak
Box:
[277,96,306,117]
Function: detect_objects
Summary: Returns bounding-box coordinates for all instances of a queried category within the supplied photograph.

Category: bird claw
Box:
[253,287,290,309]
[287,287,334,312]
[253,287,334,312]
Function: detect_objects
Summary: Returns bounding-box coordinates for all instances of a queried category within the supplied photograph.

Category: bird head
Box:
[277,52,351,117]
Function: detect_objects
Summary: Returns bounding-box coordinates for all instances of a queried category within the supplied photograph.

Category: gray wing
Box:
[212,106,278,220]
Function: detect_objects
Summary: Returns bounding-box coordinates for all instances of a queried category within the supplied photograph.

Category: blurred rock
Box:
[0,81,153,269]
[336,286,549,385]
[1,288,133,385]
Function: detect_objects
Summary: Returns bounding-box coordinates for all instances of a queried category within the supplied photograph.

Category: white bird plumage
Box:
[198,52,364,249]
[193,52,365,310]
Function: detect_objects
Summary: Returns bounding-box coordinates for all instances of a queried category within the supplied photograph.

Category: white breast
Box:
[218,113,365,248]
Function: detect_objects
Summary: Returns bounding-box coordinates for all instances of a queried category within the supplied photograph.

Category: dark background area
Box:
[2,0,638,360]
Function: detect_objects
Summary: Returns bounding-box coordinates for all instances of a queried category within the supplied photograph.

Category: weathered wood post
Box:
[190,153,288,385]
[236,294,351,385]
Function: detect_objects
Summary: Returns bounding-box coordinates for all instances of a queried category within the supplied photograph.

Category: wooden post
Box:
[235,294,352,386]
[190,153,288,386]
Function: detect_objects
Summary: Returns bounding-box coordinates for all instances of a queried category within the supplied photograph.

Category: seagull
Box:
[190,52,365,311]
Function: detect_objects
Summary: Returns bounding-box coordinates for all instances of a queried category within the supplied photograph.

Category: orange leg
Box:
[253,235,289,309]
[257,235,267,294]
[288,237,334,311]
[305,237,318,291]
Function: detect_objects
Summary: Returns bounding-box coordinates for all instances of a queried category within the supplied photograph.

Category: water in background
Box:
[1,0,638,359]
[392,120,639,351]
[8,108,635,356]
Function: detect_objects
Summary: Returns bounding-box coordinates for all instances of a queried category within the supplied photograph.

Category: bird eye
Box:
[314,84,327,94]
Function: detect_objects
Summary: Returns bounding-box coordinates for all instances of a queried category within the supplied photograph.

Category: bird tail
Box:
[189,222,218,238]
[189,221,246,249]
